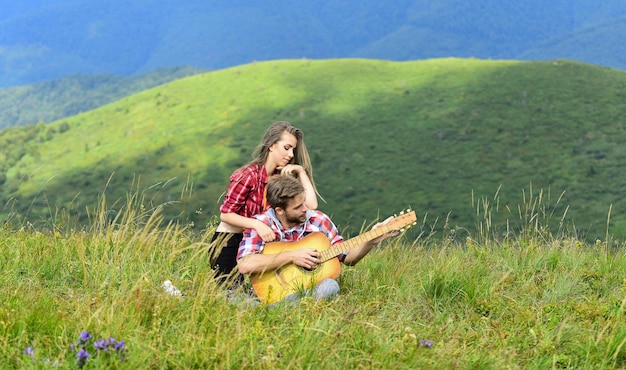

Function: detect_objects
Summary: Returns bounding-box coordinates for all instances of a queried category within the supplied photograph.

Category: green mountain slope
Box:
[2,58,625,240]
[0,66,208,129]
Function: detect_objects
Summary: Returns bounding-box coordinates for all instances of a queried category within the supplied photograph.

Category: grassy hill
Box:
[0,66,208,129]
[1,58,626,241]
[4,204,626,368]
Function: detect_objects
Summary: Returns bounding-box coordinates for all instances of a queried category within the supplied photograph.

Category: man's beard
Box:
[285,212,306,225]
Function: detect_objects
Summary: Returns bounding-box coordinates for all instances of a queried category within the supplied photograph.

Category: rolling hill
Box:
[1,58,626,242]
[0,66,207,129]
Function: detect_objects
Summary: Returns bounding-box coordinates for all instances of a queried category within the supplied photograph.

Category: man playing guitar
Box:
[237,175,412,304]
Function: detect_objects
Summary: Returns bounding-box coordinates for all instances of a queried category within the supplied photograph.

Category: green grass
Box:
[3,185,626,368]
[1,58,626,242]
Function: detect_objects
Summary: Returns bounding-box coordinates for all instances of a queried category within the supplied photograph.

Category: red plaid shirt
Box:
[220,164,269,218]
[237,209,346,261]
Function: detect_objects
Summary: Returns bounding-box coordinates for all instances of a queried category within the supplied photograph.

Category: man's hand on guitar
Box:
[289,248,321,270]
[370,216,401,244]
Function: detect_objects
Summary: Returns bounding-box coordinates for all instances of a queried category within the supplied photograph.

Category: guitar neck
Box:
[319,224,394,262]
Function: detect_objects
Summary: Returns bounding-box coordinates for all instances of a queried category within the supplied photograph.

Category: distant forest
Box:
[0,67,207,128]
[1,1,626,87]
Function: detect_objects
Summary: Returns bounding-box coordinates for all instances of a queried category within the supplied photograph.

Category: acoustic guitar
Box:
[250,210,417,304]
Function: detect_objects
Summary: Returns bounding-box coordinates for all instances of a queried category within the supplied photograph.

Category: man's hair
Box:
[266,175,304,210]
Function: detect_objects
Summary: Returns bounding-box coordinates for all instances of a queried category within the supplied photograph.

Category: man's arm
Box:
[238,248,321,275]
[341,241,376,266]
[341,216,400,266]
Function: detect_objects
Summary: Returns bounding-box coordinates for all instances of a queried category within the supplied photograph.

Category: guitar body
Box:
[250,232,341,304]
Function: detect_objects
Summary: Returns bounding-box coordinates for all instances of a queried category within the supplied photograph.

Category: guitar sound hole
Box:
[299,265,319,273]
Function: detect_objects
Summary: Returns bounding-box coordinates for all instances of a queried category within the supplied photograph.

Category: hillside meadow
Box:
[3,188,626,368]
[1,58,626,242]
[0,66,208,129]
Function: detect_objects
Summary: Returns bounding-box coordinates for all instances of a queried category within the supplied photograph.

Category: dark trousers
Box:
[209,232,244,288]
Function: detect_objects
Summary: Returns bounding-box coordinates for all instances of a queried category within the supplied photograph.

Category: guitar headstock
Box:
[388,209,417,232]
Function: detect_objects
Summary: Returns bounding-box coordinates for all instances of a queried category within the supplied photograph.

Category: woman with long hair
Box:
[210,121,319,288]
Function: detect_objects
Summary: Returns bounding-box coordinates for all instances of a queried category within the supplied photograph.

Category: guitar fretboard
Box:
[318,211,415,262]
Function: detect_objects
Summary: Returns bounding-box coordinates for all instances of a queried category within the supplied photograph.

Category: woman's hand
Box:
[278,164,304,177]
[255,221,277,242]
[277,164,317,209]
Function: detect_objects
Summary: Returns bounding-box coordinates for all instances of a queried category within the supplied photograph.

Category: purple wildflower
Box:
[420,339,433,347]
[94,339,108,351]
[22,346,35,357]
[114,340,125,352]
[76,348,90,367]
[78,331,93,345]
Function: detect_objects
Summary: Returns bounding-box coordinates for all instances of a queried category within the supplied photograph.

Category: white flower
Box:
[162,280,183,297]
